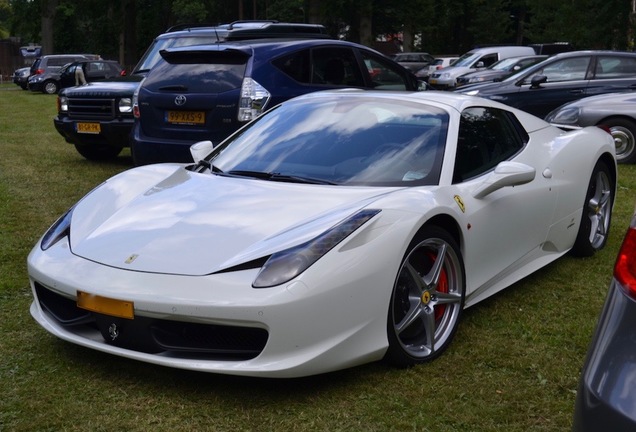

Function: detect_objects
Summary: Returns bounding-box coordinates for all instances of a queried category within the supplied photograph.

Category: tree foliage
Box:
[2,0,634,65]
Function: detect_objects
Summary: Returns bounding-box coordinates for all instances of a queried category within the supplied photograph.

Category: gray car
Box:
[545,92,636,163]
[572,210,636,431]
[28,54,99,94]
[394,52,435,72]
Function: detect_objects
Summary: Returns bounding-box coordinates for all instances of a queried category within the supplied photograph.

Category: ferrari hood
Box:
[69,165,396,276]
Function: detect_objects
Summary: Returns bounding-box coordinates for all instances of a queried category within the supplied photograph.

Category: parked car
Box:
[572,208,636,431]
[54,21,330,161]
[28,90,616,378]
[58,60,125,90]
[28,54,99,94]
[545,92,636,164]
[415,56,458,80]
[131,38,420,165]
[455,55,547,87]
[428,46,536,89]
[458,50,636,118]
[394,52,435,72]
[11,67,30,90]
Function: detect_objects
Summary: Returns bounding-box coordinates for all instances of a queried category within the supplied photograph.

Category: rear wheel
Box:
[571,160,613,257]
[74,144,123,161]
[385,226,465,367]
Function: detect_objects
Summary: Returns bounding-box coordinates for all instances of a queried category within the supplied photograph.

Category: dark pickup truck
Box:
[54,21,330,160]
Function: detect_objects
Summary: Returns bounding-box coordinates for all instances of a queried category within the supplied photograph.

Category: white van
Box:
[428,46,535,89]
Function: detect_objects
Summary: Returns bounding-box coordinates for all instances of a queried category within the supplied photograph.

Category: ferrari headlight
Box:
[41,207,74,251]
[545,107,580,124]
[253,209,380,288]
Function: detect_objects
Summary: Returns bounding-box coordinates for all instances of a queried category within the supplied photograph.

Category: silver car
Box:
[545,92,636,164]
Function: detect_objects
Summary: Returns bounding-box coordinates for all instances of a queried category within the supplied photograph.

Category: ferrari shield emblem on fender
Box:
[454,195,466,213]
[124,254,139,264]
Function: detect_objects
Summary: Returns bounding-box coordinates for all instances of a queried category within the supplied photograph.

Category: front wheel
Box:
[43,80,59,94]
[385,226,465,367]
[602,118,636,164]
[571,160,614,257]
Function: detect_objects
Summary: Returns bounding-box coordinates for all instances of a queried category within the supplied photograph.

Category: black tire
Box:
[571,160,614,257]
[385,226,465,367]
[601,117,636,164]
[42,80,59,94]
[74,144,123,161]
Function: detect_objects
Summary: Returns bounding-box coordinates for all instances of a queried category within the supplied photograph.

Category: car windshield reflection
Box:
[210,95,449,186]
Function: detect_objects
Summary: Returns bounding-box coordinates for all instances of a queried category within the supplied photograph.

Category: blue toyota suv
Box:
[131,38,420,165]
[54,21,329,161]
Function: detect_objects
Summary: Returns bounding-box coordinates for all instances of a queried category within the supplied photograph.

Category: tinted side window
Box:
[453,107,526,183]
[272,49,310,83]
[311,48,365,86]
[594,56,636,79]
[358,51,409,90]
[273,48,365,87]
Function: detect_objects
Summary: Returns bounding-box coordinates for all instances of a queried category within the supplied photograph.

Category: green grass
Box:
[1,82,635,431]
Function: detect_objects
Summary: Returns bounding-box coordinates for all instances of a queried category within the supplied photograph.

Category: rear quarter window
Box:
[594,56,636,79]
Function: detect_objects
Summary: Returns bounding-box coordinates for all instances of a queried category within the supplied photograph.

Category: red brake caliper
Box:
[426,252,448,322]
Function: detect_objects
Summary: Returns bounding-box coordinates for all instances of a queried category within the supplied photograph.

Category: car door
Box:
[586,54,636,96]
[508,55,593,117]
[450,107,556,294]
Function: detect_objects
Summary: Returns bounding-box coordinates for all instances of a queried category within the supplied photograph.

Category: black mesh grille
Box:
[67,97,117,120]
[34,282,268,360]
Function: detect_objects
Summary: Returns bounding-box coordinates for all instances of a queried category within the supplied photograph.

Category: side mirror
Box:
[190,140,214,164]
[475,61,485,69]
[473,161,536,199]
[530,74,548,88]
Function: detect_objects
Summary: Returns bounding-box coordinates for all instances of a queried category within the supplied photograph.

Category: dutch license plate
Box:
[77,291,134,319]
[76,122,101,134]
[429,79,437,85]
[166,111,205,125]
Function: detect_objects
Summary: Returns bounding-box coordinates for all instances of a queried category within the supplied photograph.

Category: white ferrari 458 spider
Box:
[28,90,616,378]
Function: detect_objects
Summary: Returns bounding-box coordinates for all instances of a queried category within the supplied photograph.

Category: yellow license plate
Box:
[429,79,437,85]
[76,122,101,134]
[166,111,205,125]
[77,291,134,319]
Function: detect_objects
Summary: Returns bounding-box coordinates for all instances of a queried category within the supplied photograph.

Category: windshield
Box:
[209,95,449,186]
[453,52,479,67]
[134,35,221,73]
[490,58,517,71]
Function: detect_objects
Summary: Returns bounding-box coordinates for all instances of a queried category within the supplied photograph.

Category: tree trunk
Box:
[122,0,139,72]
[40,0,58,54]
[358,1,373,47]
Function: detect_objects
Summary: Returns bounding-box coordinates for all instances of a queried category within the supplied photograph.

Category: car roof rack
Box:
[163,21,331,40]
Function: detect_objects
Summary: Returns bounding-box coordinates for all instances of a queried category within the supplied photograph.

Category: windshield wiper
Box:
[188,159,223,174]
[225,170,335,185]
